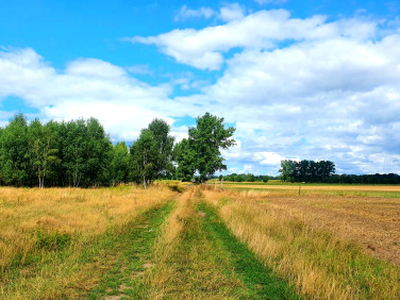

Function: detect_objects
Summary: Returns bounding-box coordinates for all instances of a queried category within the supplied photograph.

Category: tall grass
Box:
[224,183,400,198]
[0,185,175,299]
[147,187,251,298]
[202,188,400,299]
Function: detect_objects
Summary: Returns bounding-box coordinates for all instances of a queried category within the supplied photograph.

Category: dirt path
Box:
[145,187,299,299]
[86,202,175,299]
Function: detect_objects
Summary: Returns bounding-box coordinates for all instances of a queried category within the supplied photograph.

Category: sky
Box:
[1,0,400,175]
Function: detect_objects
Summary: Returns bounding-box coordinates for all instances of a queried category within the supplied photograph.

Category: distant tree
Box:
[62,119,87,187]
[174,138,196,181]
[0,114,30,186]
[185,113,236,182]
[27,118,60,188]
[109,142,129,186]
[262,175,269,183]
[85,118,113,186]
[130,129,158,189]
[279,159,335,182]
[62,118,111,187]
[279,160,297,182]
[148,119,175,178]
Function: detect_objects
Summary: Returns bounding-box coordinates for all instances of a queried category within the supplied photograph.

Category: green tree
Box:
[109,142,129,186]
[279,159,335,182]
[148,119,175,178]
[174,138,196,181]
[63,119,87,187]
[177,113,235,182]
[27,118,60,188]
[279,160,297,182]
[0,114,30,186]
[84,118,113,186]
[62,118,111,187]
[130,129,158,189]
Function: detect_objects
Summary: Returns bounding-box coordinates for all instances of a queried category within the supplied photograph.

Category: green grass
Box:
[199,202,300,299]
[88,201,175,299]
[0,201,174,299]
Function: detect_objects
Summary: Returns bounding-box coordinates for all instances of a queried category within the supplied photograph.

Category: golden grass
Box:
[202,188,400,299]
[226,183,400,192]
[147,187,245,299]
[146,188,195,298]
[0,185,175,279]
[225,184,400,199]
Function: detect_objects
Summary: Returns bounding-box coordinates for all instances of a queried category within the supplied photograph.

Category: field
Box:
[1,183,399,299]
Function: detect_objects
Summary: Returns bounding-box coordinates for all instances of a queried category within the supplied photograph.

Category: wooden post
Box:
[298,186,301,196]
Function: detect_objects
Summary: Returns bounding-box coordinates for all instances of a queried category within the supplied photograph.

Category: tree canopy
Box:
[175,112,236,182]
[279,159,335,182]
[130,119,175,188]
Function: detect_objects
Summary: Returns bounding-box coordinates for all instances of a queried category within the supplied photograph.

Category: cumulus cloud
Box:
[133,8,400,174]
[0,48,194,141]
[128,9,378,70]
[219,3,246,21]
[174,5,215,22]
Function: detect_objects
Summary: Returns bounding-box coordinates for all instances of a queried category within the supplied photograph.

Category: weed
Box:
[35,229,71,251]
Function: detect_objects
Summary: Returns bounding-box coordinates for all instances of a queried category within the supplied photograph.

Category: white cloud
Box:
[129,9,379,70]
[219,3,246,21]
[254,152,285,165]
[255,0,287,5]
[126,64,153,76]
[174,5,215,22]
[143,8,400,174]
[0,48,194,141]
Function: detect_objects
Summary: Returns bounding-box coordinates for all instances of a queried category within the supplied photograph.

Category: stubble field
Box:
[1,183,399,299]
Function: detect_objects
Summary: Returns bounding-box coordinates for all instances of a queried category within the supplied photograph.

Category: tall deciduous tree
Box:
[148,119,175,178]
[62,118,111,187]
[130,129,158,189]
[109,142,129,186]
[0,114,30,186]
[27,118,60,188]
[279,159,335,182]
[176,113,235,182]
[174,138,196,181]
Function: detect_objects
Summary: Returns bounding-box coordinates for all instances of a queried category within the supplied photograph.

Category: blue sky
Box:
[1,0,400,175]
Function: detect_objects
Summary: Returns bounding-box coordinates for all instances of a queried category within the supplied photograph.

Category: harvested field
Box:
[202,187,400,299]
[226,183,400,192]
[265,196,400,264]
[221,184,400,264]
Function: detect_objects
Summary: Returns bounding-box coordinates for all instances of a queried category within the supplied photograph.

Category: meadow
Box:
[1,183,399,299]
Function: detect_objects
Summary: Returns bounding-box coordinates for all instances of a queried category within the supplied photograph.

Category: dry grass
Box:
[146,188,196,298]
[226,183,400,192]
[147,187,246,299]
[225,183,400,198]
[202,187,400,299]
[0,185,175,298]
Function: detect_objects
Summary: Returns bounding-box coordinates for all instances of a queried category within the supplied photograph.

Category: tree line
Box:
[222,173,273,182]
[322,173,400,184]
[0,113,235,188]
[279,159,336,182]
